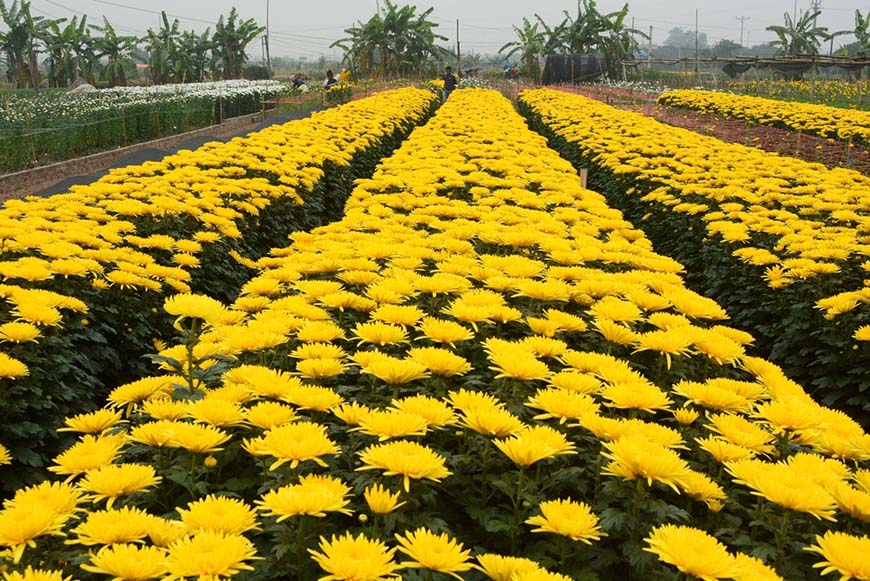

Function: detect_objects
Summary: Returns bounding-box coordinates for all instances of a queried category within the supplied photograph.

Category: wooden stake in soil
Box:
[580,168,588,189]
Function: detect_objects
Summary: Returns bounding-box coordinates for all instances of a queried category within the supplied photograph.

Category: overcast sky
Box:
[27,0,861,59]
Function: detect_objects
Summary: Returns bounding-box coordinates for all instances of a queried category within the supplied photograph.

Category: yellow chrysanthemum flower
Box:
[363,483,406,515]
[244,401,298,430]
[407,347,472,377]
[49,433,126,478]
[165,531,259,579]
[2,567,71,581]
[391,395,457,428]
[526,388,599,424]
[247,422,340,470]
[806,531,870,580]
[417,317,474,346]
[601,435,690,493]
[525,498,605,543]
[78,463,161,509]
[57,408,124,434]
[644,524,740,581]
[178,495,260,535]
[357,440,451,492]
[0,505,69,564]
[474,554,541,581]
[309,532,401,581]
[394,528,472,580]
[256,474,352,520]
[163,292,227,328]
[0,443,11,465]
[0,352,28,378]
[0,322,41,343]
[493,425,576,467]
[68,506,152,546]
[80,543,169,580]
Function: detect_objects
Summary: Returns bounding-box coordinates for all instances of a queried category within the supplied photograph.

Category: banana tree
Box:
[0,0,46,89]
[499,17,544,80]
[212,8,264,80]
[143,12,180,84]
[766,10,829,55]
[92,17,138,87]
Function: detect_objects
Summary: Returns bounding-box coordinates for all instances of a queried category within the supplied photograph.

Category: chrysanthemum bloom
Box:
[164,422,231,454]
[81,543,169,580]
[589,296,642,323]
[108,376,175,409]
[356,410,429,441]
[78,463,161,508]
[292,342,348,360]
[806,531,870,580]
[547,370,601,395]
[371,304,425,327]
[644,524,740,581]
[256,474,352,520]
[525,498,605,543]
[0,352,28,378]
[696,436,756,463]
[754,398,825,434]
[678,470,727,512]
[253,422,341,470]
[600,381,672,413]
[309,531,401,581]
[416,317,474,346]
[485,339,551,381]
[2,566,71,581]
[332,402,372,426]
[510,568,574,580]
[474,554,541,581]
[672,380,752,413]
[49,433,127,478]
[601,435,690,493]
[394,528,472,580]
[493,424,576,467]
[297,358,348,379]
[0,443,10,465]
[363,483,406,515]
[296,320,347,342]
[244,401,298,430]
[460,400,525,436]
[145,515,186,547]
[526,388,599,424]
[386,396,454,429]
[68,506,152,546]
[165,531,260,579]
[186,398,246,428]
[407,347,472,377]
[353,322,409,346]
[163,292,227,329]
[725,459,837,520]
[447,389,504,412]
[0,321,41,343]
[178,495,260,535]
[357,440,451,492]
[283,384,345,411]
[828,481,870,522]
[58,408,124,434]
[673,408,700,425]
[359,357,431,385]
[0,505,69,563]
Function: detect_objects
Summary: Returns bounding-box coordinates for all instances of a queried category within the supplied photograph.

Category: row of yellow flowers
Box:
[0,87,438,492]
[1,88,867,580]
[519,87,869,418]
[658,88,870,145]
[724,79,870,109]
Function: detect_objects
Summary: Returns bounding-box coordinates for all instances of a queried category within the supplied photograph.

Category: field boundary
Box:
[0,111,263,201]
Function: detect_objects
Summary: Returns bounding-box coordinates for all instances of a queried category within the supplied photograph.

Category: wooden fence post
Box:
[580,168,588,189]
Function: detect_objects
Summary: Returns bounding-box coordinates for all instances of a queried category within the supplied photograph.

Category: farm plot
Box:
[0,87,437,491]
[658,89,870,146]
[1,89,867,580]
[520,88,870,418]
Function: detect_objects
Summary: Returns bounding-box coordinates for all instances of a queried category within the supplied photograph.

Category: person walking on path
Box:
[442,66,457,101]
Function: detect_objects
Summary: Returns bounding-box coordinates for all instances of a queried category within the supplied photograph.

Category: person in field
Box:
[442,66,457,101]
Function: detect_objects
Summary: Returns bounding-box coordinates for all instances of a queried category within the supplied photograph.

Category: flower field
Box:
[0,87,437,491]
[0,81,287,174]
[657,89,870,146]
[519,88,870,418]
[0,87,868,580]
[724,79,870,111]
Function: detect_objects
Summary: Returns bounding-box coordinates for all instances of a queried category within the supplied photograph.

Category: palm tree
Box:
[212,8,264,80]
[766,10,829,55]
[499,17,544,80]
[92,17,138,87]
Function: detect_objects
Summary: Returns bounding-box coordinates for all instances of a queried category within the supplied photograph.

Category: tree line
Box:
[0,0,264,89]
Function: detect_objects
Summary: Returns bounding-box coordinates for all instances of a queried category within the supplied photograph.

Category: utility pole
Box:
[456,19,461,74]
[648,25,653,70]
[736,16,749,49]
[810,0,821,27]
[694,9,699,80]
[265,0,272,78]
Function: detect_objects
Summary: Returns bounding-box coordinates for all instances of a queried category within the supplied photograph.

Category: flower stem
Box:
[511,466,526,554]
